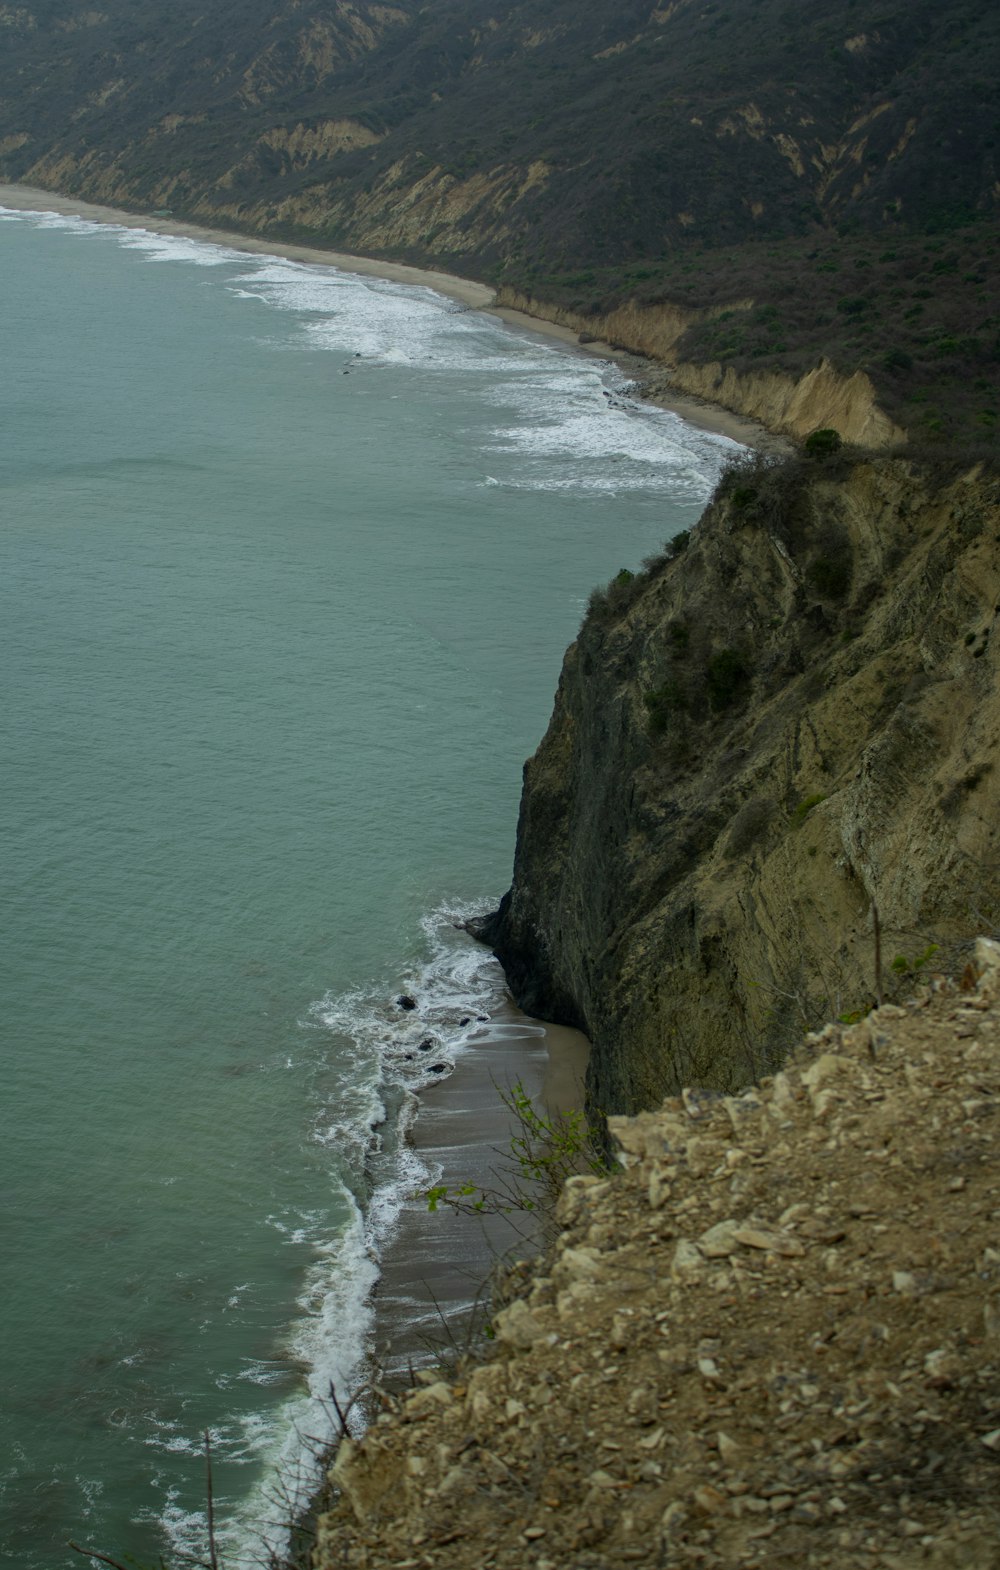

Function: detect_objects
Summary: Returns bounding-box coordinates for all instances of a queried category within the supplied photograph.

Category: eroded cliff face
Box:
[494,288,906,448]
[480,456,1000,1114]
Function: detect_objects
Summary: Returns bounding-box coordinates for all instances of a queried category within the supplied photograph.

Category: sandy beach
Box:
[374,1000,590,1384]
[0,181,767,447]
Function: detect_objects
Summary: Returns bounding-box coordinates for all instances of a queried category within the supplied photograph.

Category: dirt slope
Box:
[314,938,1000,1570]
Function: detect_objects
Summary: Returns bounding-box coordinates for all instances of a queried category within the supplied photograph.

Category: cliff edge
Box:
[314,939,1000,1570]
[479,454,1000,1116]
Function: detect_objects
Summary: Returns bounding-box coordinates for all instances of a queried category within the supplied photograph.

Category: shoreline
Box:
[0,181,768,448]
[374,995,589,1388]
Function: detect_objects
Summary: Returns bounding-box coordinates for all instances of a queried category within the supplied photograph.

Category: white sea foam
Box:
[2,203,735,503]
[151,903,509,1569]
[114,227,252,266]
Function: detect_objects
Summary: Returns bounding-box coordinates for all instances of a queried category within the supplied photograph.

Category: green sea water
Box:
[0,205,736,1567]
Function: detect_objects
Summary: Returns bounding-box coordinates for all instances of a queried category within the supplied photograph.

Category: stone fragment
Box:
[554,1246,603,1284]
[892,1270,920,1295]
[494,1298,550,1349]
[717,1431,742,1464]
[698,1219,743,1257]
[980,1428,1000,1451]
[647,1166,668,1210]
[693,1484,729,1514]
[672,1239,706,1281]
[587,1468,620,1490]
[733,1226,805,1257]
[405,1380,454,1414]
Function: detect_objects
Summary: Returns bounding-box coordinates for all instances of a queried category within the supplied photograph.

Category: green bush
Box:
[793,792,826,824]
[706,648,751,712]
[667,529,691,557]
[804,427,844,457]
[644,679,687,733]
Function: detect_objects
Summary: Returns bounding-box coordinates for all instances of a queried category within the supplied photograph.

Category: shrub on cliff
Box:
[805,427,844,457]
[706,647,752,712]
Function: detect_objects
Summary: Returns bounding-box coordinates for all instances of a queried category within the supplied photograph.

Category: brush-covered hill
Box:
[1,0,997,443]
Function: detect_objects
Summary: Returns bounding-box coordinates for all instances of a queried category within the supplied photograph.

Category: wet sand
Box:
[0,182,767,447]
[374,1001,589,1383]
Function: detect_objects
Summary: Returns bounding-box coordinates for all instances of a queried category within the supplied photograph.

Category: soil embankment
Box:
[315,939,1000,1570]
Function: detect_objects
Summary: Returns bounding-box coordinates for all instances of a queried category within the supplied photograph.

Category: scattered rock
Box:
[315,972,1000,1570]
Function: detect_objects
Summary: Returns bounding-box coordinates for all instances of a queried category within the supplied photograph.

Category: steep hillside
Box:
[0,0,997,443]
[2,0,996,261]
[315,939,1000,1570]
[476,453,1000,1114]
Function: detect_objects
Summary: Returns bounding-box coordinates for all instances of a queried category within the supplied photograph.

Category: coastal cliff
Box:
[494,288,906,448]
[478,454,1000,1115]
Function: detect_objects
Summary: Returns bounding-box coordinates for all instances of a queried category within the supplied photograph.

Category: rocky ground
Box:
[313,939,1000,1570]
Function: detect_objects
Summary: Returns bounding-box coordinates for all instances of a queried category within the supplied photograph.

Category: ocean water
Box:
[0,205,736,1568]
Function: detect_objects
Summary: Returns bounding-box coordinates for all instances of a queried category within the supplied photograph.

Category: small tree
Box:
[804,427,843,457]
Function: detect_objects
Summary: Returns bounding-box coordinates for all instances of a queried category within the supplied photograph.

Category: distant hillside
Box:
[1,0,997,443]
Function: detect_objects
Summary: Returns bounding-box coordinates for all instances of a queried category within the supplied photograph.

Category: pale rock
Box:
[611,1312,633,1350]
[733,1225,805,1257]
[672,1239,706,1282]
[647,1166,668,1210]
[923,1347,961,1383]
[661,1501,688,1532]
[979,1428,1000,1451]
[587,1468,620,1490]
[405,1381,453,1414]
[771,1071,800,1112]
[717,1431,742,1464]
[975,936,1000,997]
[686,1135,725,1176]
[893,1270,920,1296]
[698,1219,743,1257]
[693,1483,729,1514]
[435,1466,468,1497]
[556,1283,596,1319]
[553,1246,603,1285]
[626,1384,656,1420]
[494,1298,550,1349]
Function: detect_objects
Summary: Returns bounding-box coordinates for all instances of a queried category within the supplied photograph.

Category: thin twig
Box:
[68,1544,134,1570]
[204,1432,219,1570]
